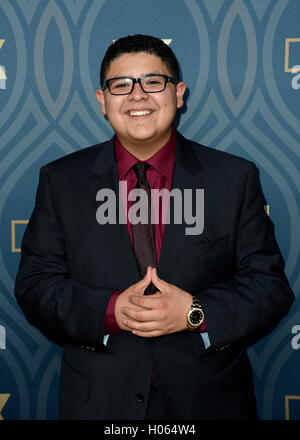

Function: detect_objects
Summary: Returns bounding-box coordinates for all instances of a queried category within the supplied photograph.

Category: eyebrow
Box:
[109,71,165,78]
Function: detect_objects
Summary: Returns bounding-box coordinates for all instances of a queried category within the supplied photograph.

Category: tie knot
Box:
[133,162,149,185]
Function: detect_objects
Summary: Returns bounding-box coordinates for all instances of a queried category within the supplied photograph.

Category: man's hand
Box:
[114,266,154,331]
[121,267,193,337]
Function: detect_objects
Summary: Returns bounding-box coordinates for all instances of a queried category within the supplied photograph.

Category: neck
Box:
[117,129,173,160]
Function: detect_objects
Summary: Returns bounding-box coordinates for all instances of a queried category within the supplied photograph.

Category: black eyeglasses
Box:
[103,74,178,95]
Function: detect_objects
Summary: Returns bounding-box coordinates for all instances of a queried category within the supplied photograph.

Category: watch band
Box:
[192,296,200,309]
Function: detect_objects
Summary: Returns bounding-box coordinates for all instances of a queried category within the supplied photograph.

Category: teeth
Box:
[129,110,152,116]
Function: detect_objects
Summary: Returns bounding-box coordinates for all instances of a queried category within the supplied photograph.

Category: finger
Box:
[129,293,162,309]
[135,266,152,294]
[131,329,163,338]
[123,317,159,333]
[151,268,169,291]
[140,266,156,295]
[122,306,159,322]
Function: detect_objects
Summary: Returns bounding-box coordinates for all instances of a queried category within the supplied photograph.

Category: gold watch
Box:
[187,296,204,330]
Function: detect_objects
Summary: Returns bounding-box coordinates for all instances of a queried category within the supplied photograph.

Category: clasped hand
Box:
[115,267,193,337]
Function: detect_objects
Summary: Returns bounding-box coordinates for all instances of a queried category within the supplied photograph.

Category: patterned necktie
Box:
[131,162,158,295]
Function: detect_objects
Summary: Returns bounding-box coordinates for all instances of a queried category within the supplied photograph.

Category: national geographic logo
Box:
[285,38,300,90]
[0,39,7,90]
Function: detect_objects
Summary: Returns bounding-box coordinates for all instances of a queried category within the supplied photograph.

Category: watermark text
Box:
[291,325,300,350]
[0,325,6,349]
[291,65,300,90]
[96,182,204,235]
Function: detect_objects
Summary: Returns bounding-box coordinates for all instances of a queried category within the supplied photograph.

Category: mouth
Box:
[127,109,153,117]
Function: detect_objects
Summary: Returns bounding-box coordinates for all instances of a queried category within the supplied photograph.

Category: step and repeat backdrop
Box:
[0,0,299,420]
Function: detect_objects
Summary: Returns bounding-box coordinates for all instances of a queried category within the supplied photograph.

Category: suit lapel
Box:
[87,134,204,286]
[88,139,140,287]
[158,133,203,282]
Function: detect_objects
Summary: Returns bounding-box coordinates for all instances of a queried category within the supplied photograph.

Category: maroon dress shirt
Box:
[104,128,206,334]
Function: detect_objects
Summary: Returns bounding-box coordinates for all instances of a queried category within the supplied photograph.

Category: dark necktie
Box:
[131,162,158,295]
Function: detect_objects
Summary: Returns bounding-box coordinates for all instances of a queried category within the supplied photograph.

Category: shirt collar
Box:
[115,127,177,180]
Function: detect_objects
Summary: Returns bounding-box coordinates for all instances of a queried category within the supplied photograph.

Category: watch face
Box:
[189,309,204,325]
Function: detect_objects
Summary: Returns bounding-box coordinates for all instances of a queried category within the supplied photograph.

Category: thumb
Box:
[151,267,168,291]
[136,266,152,293]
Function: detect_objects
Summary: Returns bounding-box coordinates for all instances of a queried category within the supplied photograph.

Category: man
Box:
[15,34,294,420]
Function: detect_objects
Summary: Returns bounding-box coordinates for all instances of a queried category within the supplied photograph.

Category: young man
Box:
[15,35,294,420]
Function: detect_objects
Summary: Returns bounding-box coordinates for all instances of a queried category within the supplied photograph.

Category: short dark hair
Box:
[100,34,180,87]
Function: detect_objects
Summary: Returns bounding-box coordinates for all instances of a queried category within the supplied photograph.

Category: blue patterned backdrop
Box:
[0,0,299,420]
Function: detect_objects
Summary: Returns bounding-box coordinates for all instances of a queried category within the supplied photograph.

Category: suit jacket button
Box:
[135,393,144,402]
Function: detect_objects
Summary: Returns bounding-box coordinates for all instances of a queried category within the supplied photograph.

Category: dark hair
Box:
[100,34,180,87]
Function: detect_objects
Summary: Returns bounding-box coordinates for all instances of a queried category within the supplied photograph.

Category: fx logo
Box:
[0,39,7,90]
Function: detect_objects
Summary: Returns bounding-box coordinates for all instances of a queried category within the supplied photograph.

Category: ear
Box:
[95,89,107,115]
[175,81,186,109]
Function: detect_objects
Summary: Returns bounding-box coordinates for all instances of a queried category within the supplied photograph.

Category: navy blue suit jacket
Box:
[15,132,294,419]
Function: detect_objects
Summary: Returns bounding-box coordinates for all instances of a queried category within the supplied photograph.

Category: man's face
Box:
[96,52,186,152]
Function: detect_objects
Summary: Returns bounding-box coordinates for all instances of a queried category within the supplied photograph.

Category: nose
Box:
[128,81,148,100]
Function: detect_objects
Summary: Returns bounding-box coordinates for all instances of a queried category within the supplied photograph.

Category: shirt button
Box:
[135,393,144,402]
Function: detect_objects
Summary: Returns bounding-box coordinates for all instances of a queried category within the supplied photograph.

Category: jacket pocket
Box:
[185,235,228,258]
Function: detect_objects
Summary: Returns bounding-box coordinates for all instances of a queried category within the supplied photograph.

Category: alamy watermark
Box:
[0,325,6,349]
[0,65,6,89]
[291,65,300,90]
[291,325,300,350]
[96,182,204,235]
[0,39,7,90]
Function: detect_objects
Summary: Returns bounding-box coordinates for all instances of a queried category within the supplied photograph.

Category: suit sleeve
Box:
[197,162,294,348]
[14,166,113,349]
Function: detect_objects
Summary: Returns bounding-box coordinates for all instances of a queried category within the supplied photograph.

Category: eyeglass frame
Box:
[102,74,179,95]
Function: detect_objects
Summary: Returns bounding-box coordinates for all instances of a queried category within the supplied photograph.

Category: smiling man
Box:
[96,51,185,158]
[15,34,294,420]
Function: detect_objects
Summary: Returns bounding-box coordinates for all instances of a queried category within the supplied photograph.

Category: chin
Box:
[128,130,158,143]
